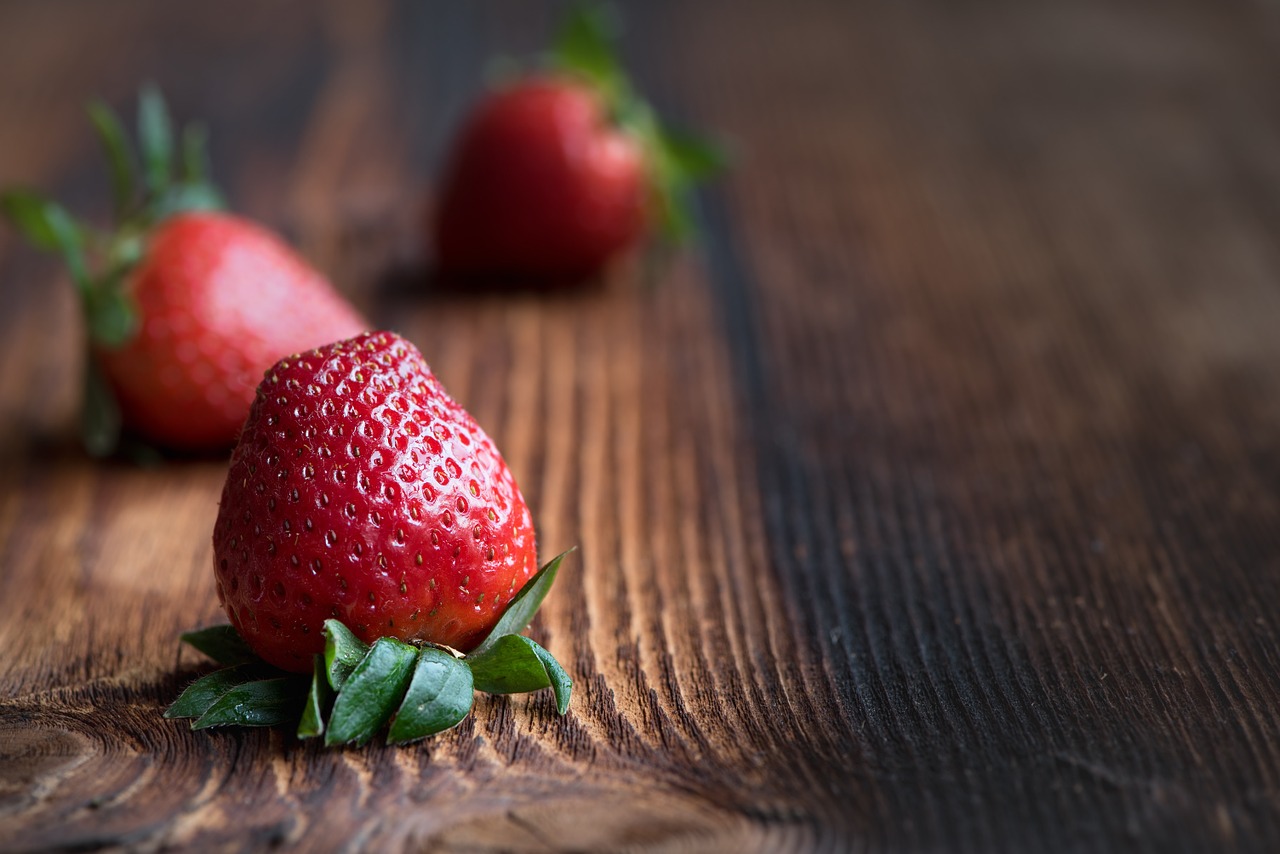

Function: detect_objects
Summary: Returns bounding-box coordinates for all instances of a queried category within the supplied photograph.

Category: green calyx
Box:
[548,3,728,244]
[0,85,224,456]
[166,549,575,745]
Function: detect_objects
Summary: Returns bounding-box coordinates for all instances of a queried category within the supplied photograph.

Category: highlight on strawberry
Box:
[166,332,572,744]
[1,86,366,456]
[432,3,726,284]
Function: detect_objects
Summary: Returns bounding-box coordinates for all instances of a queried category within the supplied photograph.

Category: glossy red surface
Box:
[213,331,537,672]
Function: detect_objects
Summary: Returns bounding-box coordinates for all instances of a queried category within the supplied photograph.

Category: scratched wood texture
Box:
[3,0,1280,851]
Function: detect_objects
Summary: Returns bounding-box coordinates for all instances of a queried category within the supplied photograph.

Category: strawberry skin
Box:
[3,88,374,455]
[97,212,367,450]
[212,331,538,673]
[434,76,647,281]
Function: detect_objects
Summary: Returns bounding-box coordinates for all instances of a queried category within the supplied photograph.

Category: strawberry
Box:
[174,330,570,745]
[1,87,365,454]
[435,76,647,281]
[212,331,538,673]
[432,4,724,283]
[95,212,366,450]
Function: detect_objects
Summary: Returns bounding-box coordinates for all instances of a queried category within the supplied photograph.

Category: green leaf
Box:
[658,126,729,181]
[653,185,696,243]
[297,655,333,739]
[180,624,259,666]
[466,634,572,715]
[643,125,727,244]
[1,190,66,251]
[529,638,572,715]
[191,676,308,729]
[152,183,224,220]
[0,191,90,290]
[84,285,138,347]
[467,634,550,693]
[108,232,145,271]
[180,123,210,185]
[81,356,122,459]
[325,637,418,746]
[87,102,135,217]
[551,3,624,100]
[387,648,474,744]
[471,548,574,657]
[323,619,370,691]
[165,663,263,719]
[137,84,173,197]
[142,123,226,219]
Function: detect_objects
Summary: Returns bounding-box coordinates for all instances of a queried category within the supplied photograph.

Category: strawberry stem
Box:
[87,102,136,219]
[137,83,174,198]
[81,354,122,458]
[181,124,211,185]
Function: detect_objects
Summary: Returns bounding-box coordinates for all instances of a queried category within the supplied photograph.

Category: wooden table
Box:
[3,1,1280,850]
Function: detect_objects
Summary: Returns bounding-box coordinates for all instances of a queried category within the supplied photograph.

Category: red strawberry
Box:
[212,330,537,673]
[1,87,366,454]
[96,212,366,450]
[432,5,724,283]
[436,76,646,281]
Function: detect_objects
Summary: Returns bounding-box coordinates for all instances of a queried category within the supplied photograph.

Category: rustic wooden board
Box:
[3,0,1280,850]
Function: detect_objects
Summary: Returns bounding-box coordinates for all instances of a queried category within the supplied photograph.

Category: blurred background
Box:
[5,0,1280,466]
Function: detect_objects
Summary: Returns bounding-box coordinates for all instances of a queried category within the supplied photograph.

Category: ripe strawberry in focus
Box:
[1,87,366,454]
[212,331,538,673]
[433,4,725,283]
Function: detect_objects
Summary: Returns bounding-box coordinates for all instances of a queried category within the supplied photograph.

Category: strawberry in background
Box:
[432,4,725,285]
[1,87,367,456]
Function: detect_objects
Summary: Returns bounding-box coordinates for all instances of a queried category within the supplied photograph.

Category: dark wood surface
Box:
[3,0,1280,851]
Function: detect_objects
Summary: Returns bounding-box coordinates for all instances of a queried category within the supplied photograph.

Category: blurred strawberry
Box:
[433,4,725,284]
[2,87,366,455]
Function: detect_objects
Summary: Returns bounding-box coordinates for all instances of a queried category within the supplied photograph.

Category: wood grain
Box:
[3,0,1280,851]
